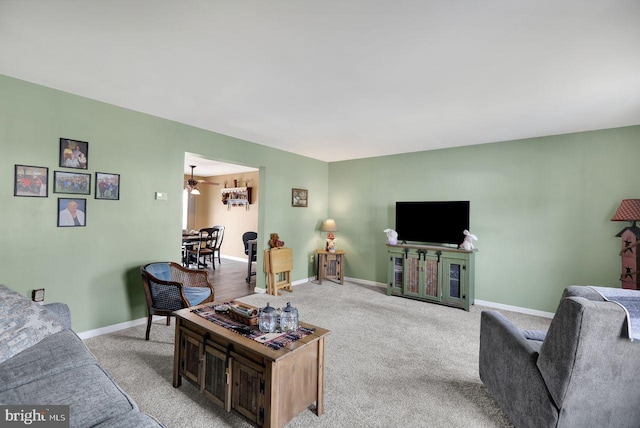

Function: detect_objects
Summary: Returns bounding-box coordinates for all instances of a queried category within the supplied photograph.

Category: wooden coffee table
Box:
[172,303,330,428]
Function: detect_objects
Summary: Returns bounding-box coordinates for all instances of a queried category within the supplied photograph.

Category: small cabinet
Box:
[387,244,475,311]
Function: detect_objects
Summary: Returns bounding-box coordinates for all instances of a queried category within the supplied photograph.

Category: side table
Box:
[316,249,345,285]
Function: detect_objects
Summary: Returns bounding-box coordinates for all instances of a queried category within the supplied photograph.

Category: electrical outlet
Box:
[32,288,45,302]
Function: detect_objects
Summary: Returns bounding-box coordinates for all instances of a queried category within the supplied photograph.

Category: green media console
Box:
[387,243,475,311]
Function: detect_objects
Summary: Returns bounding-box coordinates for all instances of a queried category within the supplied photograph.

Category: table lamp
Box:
[611,199,640,231]
[321,219,338,252]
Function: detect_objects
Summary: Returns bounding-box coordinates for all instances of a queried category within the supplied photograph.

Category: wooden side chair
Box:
[140,262,215,340]
[211,225,225,267]
[186,227,218,269]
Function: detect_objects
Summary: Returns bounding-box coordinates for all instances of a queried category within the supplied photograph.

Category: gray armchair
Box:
[479,286,640,428]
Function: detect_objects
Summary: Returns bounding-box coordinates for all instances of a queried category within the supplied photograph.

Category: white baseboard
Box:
[77,316,166,340]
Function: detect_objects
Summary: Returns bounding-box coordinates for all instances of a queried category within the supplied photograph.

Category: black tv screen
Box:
[395,201,470,245]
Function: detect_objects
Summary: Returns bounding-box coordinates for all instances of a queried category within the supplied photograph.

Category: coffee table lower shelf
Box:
[172,305,330,428]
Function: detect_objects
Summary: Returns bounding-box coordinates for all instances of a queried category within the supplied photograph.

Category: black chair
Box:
[186,227,218,269]
[211,225,225,267]
[243,231,258,282]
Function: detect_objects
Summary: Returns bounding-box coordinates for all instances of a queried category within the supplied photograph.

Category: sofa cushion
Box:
[0,330,96,393]
[0,363,138,428]
[0,284,65,364]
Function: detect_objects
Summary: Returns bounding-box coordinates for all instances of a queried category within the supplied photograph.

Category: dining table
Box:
[181,232,205,267]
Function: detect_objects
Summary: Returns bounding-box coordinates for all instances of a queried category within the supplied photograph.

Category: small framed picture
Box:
[292,188,308,207]
[57,198,86,227]
[14,165,49,197]
[59,138,89,169]
[95,172,120,200]
[53,171,91,195]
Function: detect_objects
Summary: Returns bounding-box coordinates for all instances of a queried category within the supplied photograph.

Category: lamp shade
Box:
[190,188,200,195]
[611,199,640,221]
[321,219,338,232]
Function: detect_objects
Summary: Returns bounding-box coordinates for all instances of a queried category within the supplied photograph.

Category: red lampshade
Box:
[611,199,640,222]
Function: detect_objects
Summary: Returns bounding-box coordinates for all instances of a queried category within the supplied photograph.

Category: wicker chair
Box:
[140,262,215,340]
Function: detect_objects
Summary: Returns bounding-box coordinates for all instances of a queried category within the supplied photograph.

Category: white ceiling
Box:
[184,152,257,177]
[1,1,639,164]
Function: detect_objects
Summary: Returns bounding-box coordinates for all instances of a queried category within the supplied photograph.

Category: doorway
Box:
[183,152,259,263]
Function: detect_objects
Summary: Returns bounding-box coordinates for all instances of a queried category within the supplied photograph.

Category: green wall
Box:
[329,126,640,312]
[3,73,638,327]
[0,75,328,332]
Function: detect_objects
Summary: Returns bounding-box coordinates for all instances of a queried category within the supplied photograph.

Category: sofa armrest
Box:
[43,303,71,330]
[479,311,558,428]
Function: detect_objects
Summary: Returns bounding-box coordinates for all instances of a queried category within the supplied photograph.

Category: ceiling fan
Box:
[185,165,219,195]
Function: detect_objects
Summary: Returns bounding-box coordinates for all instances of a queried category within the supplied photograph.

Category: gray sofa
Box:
[0,284,163,427]
[479,285,640,428]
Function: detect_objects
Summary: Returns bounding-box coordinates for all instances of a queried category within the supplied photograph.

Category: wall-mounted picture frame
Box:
[292,188,308,207]
[14,164,49,197]
[57,198,86,227]
[95,172,120,200]
[53,171,91,195]
[59,138,88,169]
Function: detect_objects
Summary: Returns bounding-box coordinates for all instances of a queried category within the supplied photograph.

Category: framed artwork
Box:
[53,171,91,195]
[57,198,86,227]
[14,164,48,197]
[292,188,308,207]
[95,172,120,200]
[59,138,89,169]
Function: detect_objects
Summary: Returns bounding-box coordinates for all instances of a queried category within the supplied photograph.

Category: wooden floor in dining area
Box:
[201,257,256,302]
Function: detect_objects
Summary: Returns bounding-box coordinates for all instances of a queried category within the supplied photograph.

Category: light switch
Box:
[155,192,168,200]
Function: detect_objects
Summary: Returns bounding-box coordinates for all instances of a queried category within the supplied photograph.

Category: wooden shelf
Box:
[221,187,252,206]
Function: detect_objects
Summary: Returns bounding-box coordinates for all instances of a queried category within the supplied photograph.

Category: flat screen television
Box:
[395,201,470,245]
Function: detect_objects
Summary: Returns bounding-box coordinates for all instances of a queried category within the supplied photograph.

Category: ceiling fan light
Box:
[190,188,200,195]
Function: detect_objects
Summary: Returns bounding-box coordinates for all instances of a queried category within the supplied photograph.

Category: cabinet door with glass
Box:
[387,248,405,295]
[440,256,467,308]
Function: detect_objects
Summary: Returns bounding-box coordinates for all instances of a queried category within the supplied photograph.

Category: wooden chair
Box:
[243,231,258,282]
[186,227,218,269]
[211,225,225,267]
[140,262,215,340]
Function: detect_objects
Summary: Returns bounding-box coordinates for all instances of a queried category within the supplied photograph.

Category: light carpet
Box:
[84,281,551,427]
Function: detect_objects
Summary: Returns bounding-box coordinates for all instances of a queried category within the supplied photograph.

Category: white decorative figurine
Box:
[384,229,398,245]
[459,230,478,251]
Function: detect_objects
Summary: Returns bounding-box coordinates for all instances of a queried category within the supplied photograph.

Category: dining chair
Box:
[186,227,218,269]
[243,231,258,282]
[211,225,225,267]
